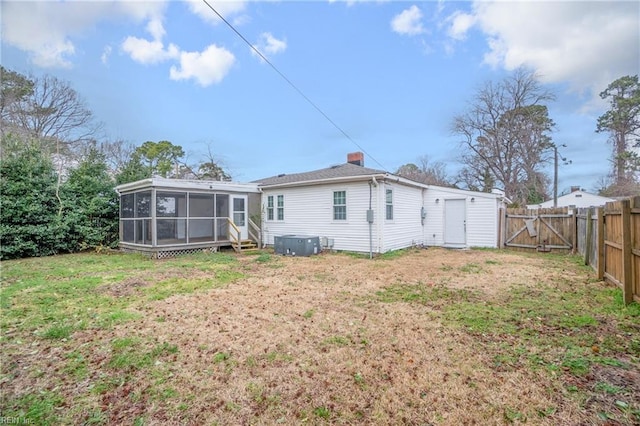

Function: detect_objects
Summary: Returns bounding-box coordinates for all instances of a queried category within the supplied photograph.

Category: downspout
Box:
[368,177,378,259]
[369,181,373,260]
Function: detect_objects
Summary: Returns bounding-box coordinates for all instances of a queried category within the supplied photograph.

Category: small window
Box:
[277,195,284,221]
[267,196,274,221]
[233,198,245,226]
[333,191,346,220]
[386,189,393,220]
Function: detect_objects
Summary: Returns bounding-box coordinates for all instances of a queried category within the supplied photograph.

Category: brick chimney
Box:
[347,152,364,166]
[570,186,580,193]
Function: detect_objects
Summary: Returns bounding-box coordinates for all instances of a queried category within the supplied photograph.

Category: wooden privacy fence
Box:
[576,207,602,273]
[501,207,574,252]
[501,197,639,305]
[601,197,639,305]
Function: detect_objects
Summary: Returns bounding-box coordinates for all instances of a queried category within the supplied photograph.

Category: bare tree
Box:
[396,156,451,186]
[191,143,232,181]
[452,68,555,205]
[11,73,101,148]
[1,69,102,214]
[97,139,138,175]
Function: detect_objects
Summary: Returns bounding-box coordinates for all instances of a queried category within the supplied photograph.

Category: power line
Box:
[200,0,388,172]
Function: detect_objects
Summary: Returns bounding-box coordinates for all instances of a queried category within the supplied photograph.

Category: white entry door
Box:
[444,199,466,246]
[232,196,248,240]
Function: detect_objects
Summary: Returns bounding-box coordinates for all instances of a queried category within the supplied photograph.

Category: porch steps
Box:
[232,239,258,252]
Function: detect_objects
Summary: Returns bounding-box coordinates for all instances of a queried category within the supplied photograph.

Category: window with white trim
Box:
[385,189,393,220]
[267,195,284,221]
[277,195,284,220]
[333,191,346,220]
[267,196,274,221]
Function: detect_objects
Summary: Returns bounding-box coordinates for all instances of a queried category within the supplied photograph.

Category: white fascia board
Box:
[259,174,388,189]
[259,173,429,190]
[425,185,501,199]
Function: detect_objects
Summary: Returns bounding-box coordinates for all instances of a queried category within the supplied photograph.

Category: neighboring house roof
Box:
[527,190,614,209]
[253,163,391,187]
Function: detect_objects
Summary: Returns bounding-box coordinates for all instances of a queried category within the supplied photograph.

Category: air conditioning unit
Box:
[274,235,320,256]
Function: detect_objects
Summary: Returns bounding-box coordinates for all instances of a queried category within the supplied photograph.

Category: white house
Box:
[527,187,614,209]
[254,153,508,253]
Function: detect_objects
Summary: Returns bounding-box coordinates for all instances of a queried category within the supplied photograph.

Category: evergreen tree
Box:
[0,136,63,259]
[62,147,119,249]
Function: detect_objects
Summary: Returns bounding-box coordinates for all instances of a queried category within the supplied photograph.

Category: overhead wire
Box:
[200,0,388,172]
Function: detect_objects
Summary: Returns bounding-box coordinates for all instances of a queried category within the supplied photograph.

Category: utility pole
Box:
[552,143,570,207]
[554,146,558,207]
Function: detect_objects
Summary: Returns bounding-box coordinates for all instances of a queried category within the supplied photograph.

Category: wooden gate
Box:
[503,207,574,252]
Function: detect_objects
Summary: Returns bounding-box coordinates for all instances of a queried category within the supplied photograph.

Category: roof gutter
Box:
[259,173,430,190]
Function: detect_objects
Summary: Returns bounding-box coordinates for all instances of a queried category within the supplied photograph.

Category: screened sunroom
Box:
[115,178,262,258]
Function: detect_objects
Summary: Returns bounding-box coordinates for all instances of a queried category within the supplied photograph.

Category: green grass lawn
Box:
[1,249,638,425]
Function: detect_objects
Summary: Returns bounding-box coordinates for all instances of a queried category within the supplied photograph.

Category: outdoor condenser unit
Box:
[274,235,320,256]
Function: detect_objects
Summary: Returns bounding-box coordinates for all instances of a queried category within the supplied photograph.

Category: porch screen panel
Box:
[215,194,229,217]
[136,191,151,217]
[120,191,151,245]
[157,219,186,245]
[135,219,152,244]
[189,194,214,217]
[187,194,215,243]
[189,219,214,241]
[215,194,230,241]
[216,218,228,241]
[121,194,134,218]
[156,192,187,245]
[122,220,134,243]
[157,192,186,217]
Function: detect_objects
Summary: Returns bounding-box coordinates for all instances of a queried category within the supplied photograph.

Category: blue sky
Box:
[2,1,639,195]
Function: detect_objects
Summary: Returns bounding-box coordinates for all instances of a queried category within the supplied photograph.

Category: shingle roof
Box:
[253,163,387,186]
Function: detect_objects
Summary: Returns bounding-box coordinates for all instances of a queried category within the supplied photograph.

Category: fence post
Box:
[597,207,605,280]
[621,199,633,305]
[499,207,506,248]
[584,208,593,266]
[571,207,578,254]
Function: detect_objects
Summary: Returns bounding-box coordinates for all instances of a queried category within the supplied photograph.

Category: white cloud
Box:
[185,0,246,25]
[391,5,425,36]
[252,33,287,59]
[170,45,236,87]
[1,0,168,68]
[446,11,475,41]
[145,17,167,41]
[447,1,639,99]
[101,45,113,65]
[122,37,179,65]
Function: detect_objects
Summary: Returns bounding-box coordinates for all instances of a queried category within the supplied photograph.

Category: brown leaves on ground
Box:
[2,248,637,425]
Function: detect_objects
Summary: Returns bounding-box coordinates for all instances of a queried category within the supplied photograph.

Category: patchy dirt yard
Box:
[1,248,639,425]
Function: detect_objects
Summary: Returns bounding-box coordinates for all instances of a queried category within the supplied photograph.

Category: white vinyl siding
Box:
[260,181,500,253]
[465,196,498,247]
[261,183,376,253]
[423,187,499,248]
[381,184,424,251]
